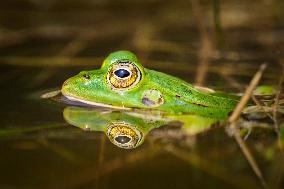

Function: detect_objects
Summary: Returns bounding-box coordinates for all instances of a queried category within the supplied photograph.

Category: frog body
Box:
[61,51,239,118]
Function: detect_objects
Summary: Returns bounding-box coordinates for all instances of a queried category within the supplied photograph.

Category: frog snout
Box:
[62,80,69,87]
[61,79,71,94]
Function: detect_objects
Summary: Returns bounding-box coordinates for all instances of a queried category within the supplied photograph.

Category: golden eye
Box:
[107,61,141,90]
[107,122,143,149]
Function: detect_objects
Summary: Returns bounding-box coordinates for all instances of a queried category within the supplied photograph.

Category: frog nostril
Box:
[82,73,90,80]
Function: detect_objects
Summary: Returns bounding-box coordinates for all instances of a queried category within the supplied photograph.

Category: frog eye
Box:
[107,122,143,149]
[107,61,141,90]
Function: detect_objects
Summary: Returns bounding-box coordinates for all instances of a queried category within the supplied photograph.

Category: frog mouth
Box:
[62,92,131,110]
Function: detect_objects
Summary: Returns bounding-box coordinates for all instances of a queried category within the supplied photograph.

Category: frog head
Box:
[62,50,238,118]
[61,50,163,110]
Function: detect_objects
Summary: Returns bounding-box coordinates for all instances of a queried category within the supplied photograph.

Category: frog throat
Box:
[64,94,131,110]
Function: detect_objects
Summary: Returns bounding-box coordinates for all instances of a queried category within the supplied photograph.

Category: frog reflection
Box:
[63,106,167,149]
[63,106,219,149]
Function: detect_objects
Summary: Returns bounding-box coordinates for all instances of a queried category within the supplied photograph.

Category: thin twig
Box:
[229,64,267,123]
[213,0,225,49]
[191,0,214,86]
[94,134,106,189]
[221,73,245,91]
[231,129,267,187]
[228,63,267,187]
[37,138,83,165]
[166,145,259,188]
[252,95,274,121]
[60,144,162,188]
[273,60,284,158]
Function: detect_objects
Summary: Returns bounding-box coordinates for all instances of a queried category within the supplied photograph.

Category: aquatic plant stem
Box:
[191,0,213,86]
[166,145,259,188]
[229,64,267,123]
[251,95,274,121]
[212,0,225,49]
[228,63,267,187]
[273,60,284,159]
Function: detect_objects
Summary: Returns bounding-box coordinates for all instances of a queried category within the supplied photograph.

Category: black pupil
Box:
[115,135,131,144]
[114,69,130,78]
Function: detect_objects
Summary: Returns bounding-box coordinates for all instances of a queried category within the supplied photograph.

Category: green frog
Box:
[61,50,240,119]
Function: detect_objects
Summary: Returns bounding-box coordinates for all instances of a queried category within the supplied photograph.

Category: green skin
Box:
[63,106,217,149]
[61,50,240,119]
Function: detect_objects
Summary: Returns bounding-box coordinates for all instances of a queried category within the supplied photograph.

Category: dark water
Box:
[0,0,284,189]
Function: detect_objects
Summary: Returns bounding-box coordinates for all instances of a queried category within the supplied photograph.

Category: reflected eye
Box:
[107,61,141,90]
[107,122,143,149]
[115,135,131,144]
